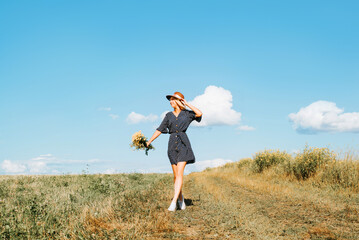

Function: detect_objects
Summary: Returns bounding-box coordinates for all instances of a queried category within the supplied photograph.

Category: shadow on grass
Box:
[184,198,198,206]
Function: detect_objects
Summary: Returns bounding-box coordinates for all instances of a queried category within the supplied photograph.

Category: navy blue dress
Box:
[156,109,202,165]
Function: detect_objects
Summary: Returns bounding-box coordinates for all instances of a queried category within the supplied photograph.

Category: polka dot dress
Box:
[156,109,202,165]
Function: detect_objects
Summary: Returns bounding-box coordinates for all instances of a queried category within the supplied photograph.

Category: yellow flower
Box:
[130,130,154,155]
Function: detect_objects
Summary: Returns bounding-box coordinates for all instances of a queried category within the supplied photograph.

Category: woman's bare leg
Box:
[172,161,186,203]
[171,164,183,201]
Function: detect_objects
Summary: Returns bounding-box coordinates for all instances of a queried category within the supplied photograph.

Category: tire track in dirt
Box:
[184,172,359,240]
[173,176,252,240]
[220,174,359,239]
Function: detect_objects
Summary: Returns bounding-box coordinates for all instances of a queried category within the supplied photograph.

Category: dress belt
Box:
[169,131,186,134]
[169,132,188,146]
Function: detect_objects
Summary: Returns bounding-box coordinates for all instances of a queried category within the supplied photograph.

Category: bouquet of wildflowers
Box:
[130,130,154,155]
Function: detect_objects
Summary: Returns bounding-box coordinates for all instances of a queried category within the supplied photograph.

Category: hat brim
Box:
[166,95,182,101]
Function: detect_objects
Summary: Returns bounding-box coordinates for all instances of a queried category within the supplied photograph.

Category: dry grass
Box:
[191,147,359,239]
[191,162,359,239]
[0,173,187,239]
[1,147,358,239]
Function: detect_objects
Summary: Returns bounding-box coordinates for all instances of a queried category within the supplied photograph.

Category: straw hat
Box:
[166,92,186,109]
[166,92,184,101]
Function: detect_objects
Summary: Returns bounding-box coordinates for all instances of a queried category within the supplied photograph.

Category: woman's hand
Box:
[180,98,188,106]
[180,98,202,117]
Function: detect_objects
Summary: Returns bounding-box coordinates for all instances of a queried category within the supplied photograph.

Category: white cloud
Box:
[61,158,104,163]
[129,85,246,128]
[160,111,167,119]
[98,107,111,111]
[136,165,192,175]
[1,160,26,173]
[97,107,118,119]
[126,112,158,124]
[289,101,359,133]
[1,154,103,175]
[28,161,48,173]
[32,154,54,161]
[193,158,233,172]
[136,166,172,174]
[32,154,100,164]
[237,125,255,131]
[109,114,119,120]
[189,85,242,127]
[103,168,117,174]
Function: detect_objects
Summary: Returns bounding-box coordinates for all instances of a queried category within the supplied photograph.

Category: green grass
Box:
[1,147,359,239]
[0,173,178,239]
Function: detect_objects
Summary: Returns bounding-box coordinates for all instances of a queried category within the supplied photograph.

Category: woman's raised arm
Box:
[181,99,202,117]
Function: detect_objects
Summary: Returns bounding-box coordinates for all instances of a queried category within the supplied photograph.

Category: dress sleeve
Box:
[188,110,202,123]
[156,113,169,133]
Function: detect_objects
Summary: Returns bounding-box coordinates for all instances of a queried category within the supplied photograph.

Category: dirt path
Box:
[168,171,359,240]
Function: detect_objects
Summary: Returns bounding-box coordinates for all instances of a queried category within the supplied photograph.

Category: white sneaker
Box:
[167,201,177,212]
[178,195,186,210]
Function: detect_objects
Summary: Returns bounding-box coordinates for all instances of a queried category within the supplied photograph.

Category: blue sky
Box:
[1,1,358,175]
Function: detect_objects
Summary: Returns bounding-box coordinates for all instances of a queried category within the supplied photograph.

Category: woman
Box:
[147,92,202,212]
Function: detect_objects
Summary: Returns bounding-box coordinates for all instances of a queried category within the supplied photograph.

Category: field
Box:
[1,147,359,239]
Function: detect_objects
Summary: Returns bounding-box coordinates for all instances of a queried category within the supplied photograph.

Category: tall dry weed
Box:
[318,152,359,190]
[244,146,359,191]
[253,150,292,173]
[289,146,336,180]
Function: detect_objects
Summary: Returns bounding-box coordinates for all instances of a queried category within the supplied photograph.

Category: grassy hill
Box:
[1,147,358,239]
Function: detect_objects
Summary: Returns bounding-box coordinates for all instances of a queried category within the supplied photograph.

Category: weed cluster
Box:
[319,156,359,190]
[287,147,336,180]
[253,150,291,173]
[237,146,359,191]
